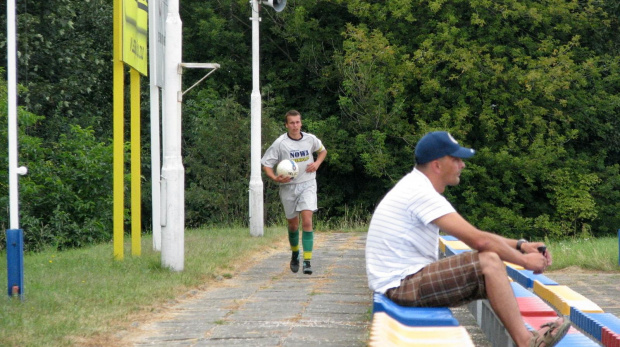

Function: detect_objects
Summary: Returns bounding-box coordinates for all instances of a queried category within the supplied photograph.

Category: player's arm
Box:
[263,165,291,183]
[433,212,548,273]
[307,149,327,173]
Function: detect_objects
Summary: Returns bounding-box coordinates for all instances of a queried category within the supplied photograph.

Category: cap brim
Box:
[451,147,476,159]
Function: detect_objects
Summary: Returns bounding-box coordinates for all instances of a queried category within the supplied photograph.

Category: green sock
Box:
[302,230,313,260]
[288,229,299,253]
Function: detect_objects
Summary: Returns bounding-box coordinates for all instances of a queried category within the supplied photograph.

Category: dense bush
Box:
[0,79,114,251]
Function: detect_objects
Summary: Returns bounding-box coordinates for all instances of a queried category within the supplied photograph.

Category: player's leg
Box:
[296,181,318,275]
[300,210,314,274]
[287,215,300,272]
[280,185,300,273]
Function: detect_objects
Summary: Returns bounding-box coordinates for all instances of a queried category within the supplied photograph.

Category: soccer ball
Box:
[276,159,299,179]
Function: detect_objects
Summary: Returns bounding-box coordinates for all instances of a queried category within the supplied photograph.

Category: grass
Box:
[547,236,620,272]
[0,226,618,346]
[0,225,286,347]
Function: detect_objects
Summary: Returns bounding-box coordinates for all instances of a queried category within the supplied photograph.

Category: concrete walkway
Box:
[118,232,620,347]
[121,232,372,346]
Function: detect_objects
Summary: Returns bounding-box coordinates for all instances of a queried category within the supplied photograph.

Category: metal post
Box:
[6,0,27,299]
[149,0,162,252]
[7,0,19,230]
[249,0,264,237]
[6,229,24,300]
[112,0,125,260]
[161,0,184,271]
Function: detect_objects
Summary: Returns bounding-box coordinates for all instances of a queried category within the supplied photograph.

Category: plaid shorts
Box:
[386,251,487,307]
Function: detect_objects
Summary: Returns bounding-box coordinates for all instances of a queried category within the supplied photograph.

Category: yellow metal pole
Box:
[130,68,142,256]
[113,0,125,260]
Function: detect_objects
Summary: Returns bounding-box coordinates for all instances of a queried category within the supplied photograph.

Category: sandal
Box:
[529,317,571,347]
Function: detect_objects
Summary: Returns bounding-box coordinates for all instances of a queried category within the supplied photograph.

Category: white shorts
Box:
[279,180,318,220]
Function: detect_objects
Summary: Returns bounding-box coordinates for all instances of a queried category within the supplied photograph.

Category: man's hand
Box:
[521,241,552,268]
[523,252,549,274]
[306,162,319,173]
[274,175,292,183]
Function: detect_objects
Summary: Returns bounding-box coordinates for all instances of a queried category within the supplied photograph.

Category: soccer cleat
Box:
[290,253,300,273]
[303,260,312,275]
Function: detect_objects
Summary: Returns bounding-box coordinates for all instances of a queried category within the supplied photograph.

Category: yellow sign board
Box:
[123,0,148,75]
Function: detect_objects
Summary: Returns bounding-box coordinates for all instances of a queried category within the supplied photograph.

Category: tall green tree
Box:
[0,0,114,140]
[333,0,620,237]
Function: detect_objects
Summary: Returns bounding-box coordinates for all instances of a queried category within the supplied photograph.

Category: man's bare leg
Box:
[479,252,535,347]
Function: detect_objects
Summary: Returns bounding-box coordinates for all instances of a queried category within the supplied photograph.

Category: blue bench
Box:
[505,265,558,288]
[373,293,460,327]
[570,307,620,343]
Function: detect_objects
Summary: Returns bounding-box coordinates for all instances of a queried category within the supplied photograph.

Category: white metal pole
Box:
[249,0,264,237]
[161,0,184,271]
[7,0,22,230]
[149,0,162,251]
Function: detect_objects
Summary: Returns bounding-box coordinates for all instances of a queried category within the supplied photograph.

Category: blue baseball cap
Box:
[415,131,475,164]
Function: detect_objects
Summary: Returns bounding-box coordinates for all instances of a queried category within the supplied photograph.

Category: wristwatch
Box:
[516,239,528,253]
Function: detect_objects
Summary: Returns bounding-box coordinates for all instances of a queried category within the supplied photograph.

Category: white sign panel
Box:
[154,0,167,87]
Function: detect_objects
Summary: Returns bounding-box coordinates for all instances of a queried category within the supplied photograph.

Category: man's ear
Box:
[429,159,442,173]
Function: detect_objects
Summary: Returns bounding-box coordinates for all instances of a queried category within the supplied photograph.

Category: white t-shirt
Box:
[261,132,325,185]
[365,168,456,293]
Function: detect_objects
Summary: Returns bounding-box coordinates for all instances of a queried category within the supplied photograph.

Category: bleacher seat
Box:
[602,327,620,347]
[369,312,475,347]
[511,281,536,298]
[505,265,558,288]
[554,332,601,346]
[373,293,460,327]
[441,240,472,256]
[533,280,604,315]
[570,307,620,343]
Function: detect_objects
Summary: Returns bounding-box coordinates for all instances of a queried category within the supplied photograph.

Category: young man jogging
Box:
[262,110,327,275]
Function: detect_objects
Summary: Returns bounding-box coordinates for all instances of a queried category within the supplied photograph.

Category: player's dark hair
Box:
[284,110,301,124]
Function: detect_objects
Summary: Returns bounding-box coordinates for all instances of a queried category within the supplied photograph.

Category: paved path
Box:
[122,232,371,346]
[118,232,620,347]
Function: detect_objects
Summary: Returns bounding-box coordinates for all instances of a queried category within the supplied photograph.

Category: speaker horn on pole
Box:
[262,0,286,12]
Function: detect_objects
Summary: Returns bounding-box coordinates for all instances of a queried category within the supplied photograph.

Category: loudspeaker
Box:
[262,0,286,12]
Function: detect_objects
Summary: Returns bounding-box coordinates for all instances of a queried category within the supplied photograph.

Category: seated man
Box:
[365,131,570,347]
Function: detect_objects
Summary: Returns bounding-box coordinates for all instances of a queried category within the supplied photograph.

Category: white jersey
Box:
[365,168,456,293]
[261,132,325,185]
